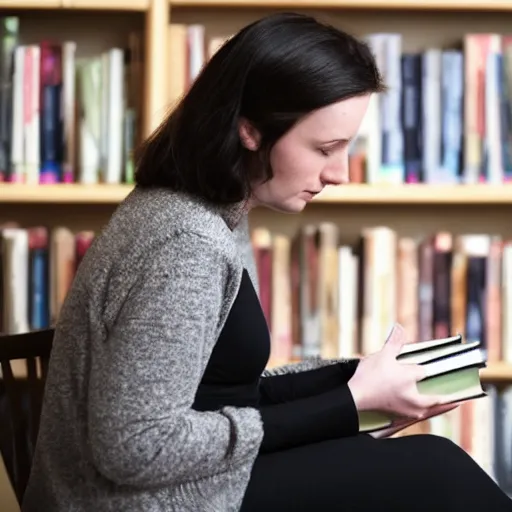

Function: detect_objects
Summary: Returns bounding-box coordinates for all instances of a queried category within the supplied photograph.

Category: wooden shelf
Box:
[0,0,148,9]
[0,0,60,7]
[481,363,512,382]
[3,183,512,205]
[0,184,133,204]
[0,0,507,12]
[61,0,149,10]
[313,184,512,205]
[169,0,512,11]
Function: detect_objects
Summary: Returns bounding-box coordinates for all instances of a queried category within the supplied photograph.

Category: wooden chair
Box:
[0,329,54,505]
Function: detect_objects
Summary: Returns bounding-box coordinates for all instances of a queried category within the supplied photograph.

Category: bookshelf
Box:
[0,1,60,7]
[4,183,512,204]
[0,184,132,203]
[481,363,512,383]
[0,6,510,370]
[169,0,512,10]
[2,182,512,207]
[0,0,148,8]
[314,184,512,204]
[62,0,149,9]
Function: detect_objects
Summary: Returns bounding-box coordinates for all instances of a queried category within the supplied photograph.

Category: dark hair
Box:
[135,12,384,203]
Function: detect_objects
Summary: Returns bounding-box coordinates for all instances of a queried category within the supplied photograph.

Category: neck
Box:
[218,197,252,231]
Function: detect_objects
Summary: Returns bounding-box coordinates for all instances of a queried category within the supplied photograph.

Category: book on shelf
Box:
[0,16,143,186]
[359,334,487,433]
[1,224,95,335]
[253,224,512,370]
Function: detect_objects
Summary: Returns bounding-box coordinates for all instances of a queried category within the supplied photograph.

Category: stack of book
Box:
[360,334,487,432]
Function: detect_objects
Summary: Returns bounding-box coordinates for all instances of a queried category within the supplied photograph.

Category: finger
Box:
[432,403,459,414]
[385,322,406,343]
[429,400,462,414]
[401,408,428,421]
[383,323,408,356]
[401,362,426,382]
[420,402,460,421]
[410,364,427,382]
[414,393,448,410]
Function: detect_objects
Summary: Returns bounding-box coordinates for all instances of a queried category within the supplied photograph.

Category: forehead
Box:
[293,94,371,140]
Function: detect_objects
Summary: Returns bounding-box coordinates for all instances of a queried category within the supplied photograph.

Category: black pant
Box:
[241,434,512,511]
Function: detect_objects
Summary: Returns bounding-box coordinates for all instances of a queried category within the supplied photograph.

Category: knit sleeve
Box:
[87,231,263,488]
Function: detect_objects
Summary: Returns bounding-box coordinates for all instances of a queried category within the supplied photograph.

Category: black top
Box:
[193,268,271,410]
[193,269,360,453]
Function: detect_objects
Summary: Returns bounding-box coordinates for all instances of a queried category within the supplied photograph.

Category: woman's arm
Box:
[261,356,360,377]
[259,358,360,404]
[87,232,263,489]
[258,383,360,453]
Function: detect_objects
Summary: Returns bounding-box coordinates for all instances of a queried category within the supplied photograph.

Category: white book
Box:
[2,228,29,334]
[62,41,77,182]
[422,346,485,379]
[10,45,24,182]
[187,24,205,84]
[78,57,102,184]
[364,34,385,183]
[337,246,357,358]
[422,48,442,183]
[485,48,503,184]
[105,48,124,184]
[359,338,487,433]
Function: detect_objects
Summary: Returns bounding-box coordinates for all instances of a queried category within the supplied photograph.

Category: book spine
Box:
[401,53,422,183]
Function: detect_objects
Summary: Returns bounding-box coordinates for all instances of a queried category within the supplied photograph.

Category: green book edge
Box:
[358,365,484,433]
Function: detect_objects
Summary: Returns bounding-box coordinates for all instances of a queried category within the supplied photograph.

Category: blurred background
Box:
[1,0,512,509]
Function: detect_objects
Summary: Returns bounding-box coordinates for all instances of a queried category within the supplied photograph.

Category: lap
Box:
[241,434,512,512]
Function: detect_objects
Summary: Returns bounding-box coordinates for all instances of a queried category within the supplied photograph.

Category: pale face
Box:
[243,94,371,213]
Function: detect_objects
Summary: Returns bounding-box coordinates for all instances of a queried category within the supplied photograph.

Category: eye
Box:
[318,148,330,156]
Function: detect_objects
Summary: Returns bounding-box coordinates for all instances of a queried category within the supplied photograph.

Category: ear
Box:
[238,118,261,151]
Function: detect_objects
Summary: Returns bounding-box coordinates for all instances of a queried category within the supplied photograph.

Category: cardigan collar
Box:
[215,198,251,232]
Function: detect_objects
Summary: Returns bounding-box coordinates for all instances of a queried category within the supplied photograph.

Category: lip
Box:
[301,190,321,202]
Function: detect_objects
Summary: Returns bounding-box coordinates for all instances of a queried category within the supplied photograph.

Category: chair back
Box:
[0,329,54,504]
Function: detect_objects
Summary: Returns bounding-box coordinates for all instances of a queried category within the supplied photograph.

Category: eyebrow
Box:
[319,138,351,145]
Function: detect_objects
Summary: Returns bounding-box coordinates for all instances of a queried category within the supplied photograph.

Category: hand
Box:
[370,401,460,439]
[347,323,447,421]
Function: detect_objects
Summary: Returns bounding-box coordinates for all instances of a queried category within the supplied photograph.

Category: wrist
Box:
[347,376,369,411]
[341,358,360,379]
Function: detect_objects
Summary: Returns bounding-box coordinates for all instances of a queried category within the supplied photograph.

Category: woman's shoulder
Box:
[69,187,247,332]
[98,187,242,262]
[78,187,245,295]
[116,186,237,242]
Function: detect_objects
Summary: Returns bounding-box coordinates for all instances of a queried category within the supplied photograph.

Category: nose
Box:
[320,153,350,186]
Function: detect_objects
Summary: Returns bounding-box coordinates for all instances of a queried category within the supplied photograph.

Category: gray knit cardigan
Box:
[22,187,345,512]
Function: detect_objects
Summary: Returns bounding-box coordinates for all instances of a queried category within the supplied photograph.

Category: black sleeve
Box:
[258,383,359,454]
[259,359,360,405]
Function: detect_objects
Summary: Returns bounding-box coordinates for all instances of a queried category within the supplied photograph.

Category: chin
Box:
[265,198,307,214]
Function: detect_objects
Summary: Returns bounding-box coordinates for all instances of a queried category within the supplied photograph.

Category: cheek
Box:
[269,142,319,184]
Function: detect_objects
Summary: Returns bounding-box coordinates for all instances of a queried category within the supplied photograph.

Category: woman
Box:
[23,12,511,512]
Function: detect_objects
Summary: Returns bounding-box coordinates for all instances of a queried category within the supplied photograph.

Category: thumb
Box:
[384,323,407,356]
